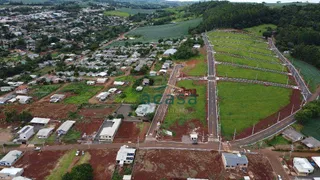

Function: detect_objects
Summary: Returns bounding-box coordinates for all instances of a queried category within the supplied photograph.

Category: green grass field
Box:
[215,53,283,71]
[104,10,130,17]
[127,18,201,42]
[217,65,289,84]
[62,129,81,143]
[244,24,277,37]
[182,53,207,76]
[60,83,103,104]
[301,118,320,141]
[266,136,291,146]
[117,8,156,15]
[286,55,320,92]
[30,84,61,99]
[163,80,206,129]
[46,150,77,180]
[218,82,292,139]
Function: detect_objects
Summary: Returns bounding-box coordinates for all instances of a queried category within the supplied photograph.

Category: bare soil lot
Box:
[15,150,66,180]
[133,150,274,180]
[88,149,117,180]
[113,122,150,143]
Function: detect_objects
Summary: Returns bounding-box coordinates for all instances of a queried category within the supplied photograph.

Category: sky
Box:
[166,0,320,3]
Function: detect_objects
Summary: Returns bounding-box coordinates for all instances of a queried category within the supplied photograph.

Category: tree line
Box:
[295,100,320,125]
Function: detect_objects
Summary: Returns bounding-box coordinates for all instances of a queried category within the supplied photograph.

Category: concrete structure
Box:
[135,103,156,117]
[0,150,23,166]
[56,120,76,135]
[17,125,34,141]
[15,95,32,104]
[0,168,24,179]
[37,127,54,139]
[30,117,50,126]
[293,157,314,176]
[282,128,304,142]
[301,137,320,150]
[116,145,136,166]
[221,153,248,169]
[99,119,122,142]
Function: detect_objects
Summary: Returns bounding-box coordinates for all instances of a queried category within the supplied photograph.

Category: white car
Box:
[75,150,80,156]
[277,175,282,180]
[34,147,41,151]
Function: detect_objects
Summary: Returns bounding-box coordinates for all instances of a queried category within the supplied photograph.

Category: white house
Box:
[193,44,201,49]
[99,119,122,142]
[13,176,32,180]
[311,157,320,168]
[135,103,156,117]
[221,153,248,169]
[0,86,14,92]
[37,127,54,139]
[96,78,108,84]
[15,96,32,104]
[17,125,34,141]
[0,150,23,166]
[113,81,125,86]
[116,145,136,166]
[108,88,118,94]
[293,157,314,176]
[96,92,110,101]
[0,168,24,179]
[86,81,95,85]
[30,117,50,126]
[56,120,76,135]
[50,94,65,103]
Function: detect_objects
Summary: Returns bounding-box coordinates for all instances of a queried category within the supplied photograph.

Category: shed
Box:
[50,94,65,103]
[0,86,14,92]
[0,168,24,178]
[301,137,320,150]
[136,86,143,92]
[0,150,23,166]
[193,44,201,49]
[221,153,248,169]
[56,120,76,135]
[30,117,50,125]
[282,128,304,142]
[293,157,314,176]
[37,127,54,139]
[96,92,110,101]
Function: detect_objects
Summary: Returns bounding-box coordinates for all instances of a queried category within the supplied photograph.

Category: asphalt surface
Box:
[203,33,218,140]
[145,64,182,141]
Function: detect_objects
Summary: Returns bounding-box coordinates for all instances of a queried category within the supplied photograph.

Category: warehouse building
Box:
[293,157,314,176]
[0,150,23,166]
[37,127,54,139]
[17,125,34,141]
[0,168,24,179]
[30,117,50,126]
[56,120,76,135]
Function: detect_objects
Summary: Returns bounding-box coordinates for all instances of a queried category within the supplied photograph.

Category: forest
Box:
[189,2,320,69]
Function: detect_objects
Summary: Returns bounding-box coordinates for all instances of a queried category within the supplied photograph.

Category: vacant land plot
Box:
[245,24,277,37]
[133,150,274,180]
[182,50,207,76]
[113,122,150,143]
[30,84,61,99]
[15,150,66,180]
[216,65,290,84]
[127,18,201,42]
[88,149,117,180]
[164,80,206,130]
[218,82,292,139]
[288,55,320,92]
[103,10,129,17]
[59,83,103,104]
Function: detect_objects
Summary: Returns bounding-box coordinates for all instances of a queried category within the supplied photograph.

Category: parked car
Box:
[75,150,80,156]
[34,147,41,151]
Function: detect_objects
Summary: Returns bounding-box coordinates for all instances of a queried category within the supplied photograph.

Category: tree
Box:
[62,163,93,180]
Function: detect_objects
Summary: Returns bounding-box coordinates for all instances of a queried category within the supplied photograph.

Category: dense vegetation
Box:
[295,100,320,125]
[62,163,94,180]
[189,2,320,69]
[173,37,203,60]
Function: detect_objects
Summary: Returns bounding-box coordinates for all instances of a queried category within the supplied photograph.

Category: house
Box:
[113,81,125,86]
[96,78,108,84]
[123,175,132,180]
[293,157,314,176]
[108,88,118,94]
[17,125,34,141]
[16,95,32,104]
[193,44,201,49]
[301,137,320,150]
[135,103,156,117]
[13,176,32,180]
[30,117,50,126]
[0,168,24,179]
[56,120,76,135]
[311,157,320,168]
[142,78,150,86]
[15,85,28,94]
[136,86,143,92]
[50,94,65,103]
[37,127,54,139]
[159,69,167,74]
[96,92,110,101]
[0,97,10,105]
[221,153,248,169]
[99,119,122,142]
[86,81,95,85]
[282,128,304,142]
[0,150,23,166]
[116,145,136,166]
[0,86,14,92]
[149,71,157,76]
[163,49,177,56]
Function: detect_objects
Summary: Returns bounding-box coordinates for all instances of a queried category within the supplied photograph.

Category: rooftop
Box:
[100,119,122,137]
[30,117,50,125]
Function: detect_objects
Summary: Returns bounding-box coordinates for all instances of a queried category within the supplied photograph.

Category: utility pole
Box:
[251,124,255,135]
[233,128,236,141]
[277,112,281,122]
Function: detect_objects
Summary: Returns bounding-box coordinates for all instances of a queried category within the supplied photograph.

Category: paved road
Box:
[145,64,182,141]
[203,33,218,140]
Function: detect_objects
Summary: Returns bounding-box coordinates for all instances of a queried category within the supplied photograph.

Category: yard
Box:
[59,83,103,104]
[217,82,292,139]
[163,80,206,129]
[30,84,61,99]
[216,64,290,84]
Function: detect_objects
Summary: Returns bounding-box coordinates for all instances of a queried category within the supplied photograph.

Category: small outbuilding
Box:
[86,81,95,85]
[96,78,108,84]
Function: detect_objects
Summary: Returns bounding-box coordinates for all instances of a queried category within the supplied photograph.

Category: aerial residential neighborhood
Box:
[0,0,320,180]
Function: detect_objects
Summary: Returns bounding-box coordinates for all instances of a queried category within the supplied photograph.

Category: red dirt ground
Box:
[113,122,150,143]
[133,150,274,180]
[88,149,117,180]
[14,150,66,180]
[235,89,302,140]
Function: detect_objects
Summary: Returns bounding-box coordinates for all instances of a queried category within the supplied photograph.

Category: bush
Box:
[62,163,93,180]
